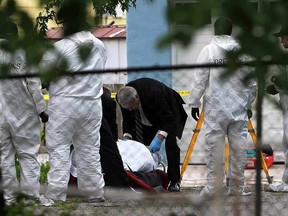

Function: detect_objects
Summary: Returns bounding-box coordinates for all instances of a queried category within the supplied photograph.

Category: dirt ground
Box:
[9,184,288,216]
[4,164,287,216]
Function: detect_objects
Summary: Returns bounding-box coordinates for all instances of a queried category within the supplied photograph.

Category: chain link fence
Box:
[1,64,287,216]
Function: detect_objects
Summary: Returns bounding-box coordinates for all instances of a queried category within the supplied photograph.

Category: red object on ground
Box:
[245,154,274,169]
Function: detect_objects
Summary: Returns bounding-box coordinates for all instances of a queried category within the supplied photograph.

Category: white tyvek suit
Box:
[281,93,288,184]
[189,35,256,195]
[42,31,106,201]
[269,67,288,192]
[274,67,288,185]
[0,40,47,204]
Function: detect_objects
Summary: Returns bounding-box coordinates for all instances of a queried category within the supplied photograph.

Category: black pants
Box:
[100,118,130,187]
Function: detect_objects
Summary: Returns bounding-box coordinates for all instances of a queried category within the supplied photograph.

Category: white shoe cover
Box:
[269,182,288,192]
[200,186,214,198]
[39,195,55,207]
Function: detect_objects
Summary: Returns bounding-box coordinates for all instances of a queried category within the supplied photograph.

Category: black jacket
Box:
[119,78,187,140]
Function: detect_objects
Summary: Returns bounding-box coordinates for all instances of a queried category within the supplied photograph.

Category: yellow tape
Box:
[110,90,189,97]
[177,90,190,96]
[43,94,49,101]
[43,90,189,100]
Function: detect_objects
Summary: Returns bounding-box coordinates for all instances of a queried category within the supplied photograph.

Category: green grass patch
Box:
[15,155,50,184]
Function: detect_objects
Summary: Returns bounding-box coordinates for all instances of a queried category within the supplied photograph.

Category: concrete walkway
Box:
[37,153,284,188]
[181,163,284,188]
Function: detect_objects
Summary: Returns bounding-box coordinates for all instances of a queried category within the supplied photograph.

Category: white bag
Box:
[117,139,159,172]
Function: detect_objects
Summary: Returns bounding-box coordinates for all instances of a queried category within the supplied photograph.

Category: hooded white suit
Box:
[274,67,288,185]
[0,40,47,204]
[189,35,256,195]
[42,31,106,201]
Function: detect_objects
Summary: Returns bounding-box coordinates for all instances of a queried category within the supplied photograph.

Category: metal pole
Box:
[255,65,265,216]
[255,1,266,215]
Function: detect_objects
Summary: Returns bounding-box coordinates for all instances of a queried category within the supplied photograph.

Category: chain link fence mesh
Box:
[1,65,287,215]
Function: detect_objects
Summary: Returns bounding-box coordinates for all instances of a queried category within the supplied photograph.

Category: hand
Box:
[271,75,288,89]
[39,112,49,123]
[247,109,252,119]
[265,84,279,95]
[149,137,163,153]
[191,107,200,121]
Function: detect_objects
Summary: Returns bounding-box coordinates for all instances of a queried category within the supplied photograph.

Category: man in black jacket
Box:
[116,78,188,192]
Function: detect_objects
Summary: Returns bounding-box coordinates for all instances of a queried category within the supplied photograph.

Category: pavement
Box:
[181,163,284,188]
[18,153,285,216]
[37,152,284,188]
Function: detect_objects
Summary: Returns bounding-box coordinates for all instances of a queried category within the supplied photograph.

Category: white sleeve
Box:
[25,76,47,114]
[188,46,210,108]
[18,50,46,114]
[41,49,58,68]
[242,55,257,106]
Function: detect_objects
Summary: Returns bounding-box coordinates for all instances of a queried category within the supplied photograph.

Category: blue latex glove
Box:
[149,137,163,153]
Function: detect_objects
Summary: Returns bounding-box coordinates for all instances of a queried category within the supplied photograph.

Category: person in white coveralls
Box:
[40,2,107,206]
[188,17,256,197]
[266,25,288,192]
[0,19,48,206]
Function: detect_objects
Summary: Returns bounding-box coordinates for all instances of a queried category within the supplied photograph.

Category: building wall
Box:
[3,1,128,84]
[101,38,127,84]
[3,0,126,28]
[170,3,284,163]
[127,0,284,164]
[126,0,171,86]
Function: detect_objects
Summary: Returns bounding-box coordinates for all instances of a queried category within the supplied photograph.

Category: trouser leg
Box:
[45,117,71,201]
[227,120,248,193]
[45,139,71,201]
[14,134,40,199]
[165,135,180,183]
[282,122,288,184]
[204,129,226,191]
[74,101,104,200]
[100,118,129,187]
[279,93,288,183]
[0,130,18,203]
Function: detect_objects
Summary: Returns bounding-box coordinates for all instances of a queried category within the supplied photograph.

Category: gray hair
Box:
[117,86,138,107]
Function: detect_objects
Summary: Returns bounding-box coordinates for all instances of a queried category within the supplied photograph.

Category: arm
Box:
[188,47,210,108]
[120,106,135,140]
[25,76,47,115]
[22,58,47,115]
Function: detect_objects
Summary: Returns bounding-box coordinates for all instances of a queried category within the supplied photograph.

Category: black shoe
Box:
[168,182,180,192]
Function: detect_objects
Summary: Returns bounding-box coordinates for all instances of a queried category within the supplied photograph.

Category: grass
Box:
[15,156,50,184]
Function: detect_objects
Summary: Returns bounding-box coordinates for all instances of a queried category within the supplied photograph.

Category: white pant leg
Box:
[1,117,41,202]
[226,120,248,193]
[203,120,226,191]
[73,99,104,200]
[0,123,18,203]
[282,121,288,184]
[279,93,288,183]
[45,97,75,201]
